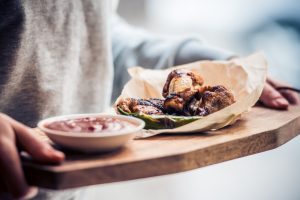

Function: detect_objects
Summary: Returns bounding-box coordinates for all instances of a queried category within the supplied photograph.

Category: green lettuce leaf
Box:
[117,107,202,129]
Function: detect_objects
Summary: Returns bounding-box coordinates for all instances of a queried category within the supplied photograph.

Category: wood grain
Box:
[22,106,300,189]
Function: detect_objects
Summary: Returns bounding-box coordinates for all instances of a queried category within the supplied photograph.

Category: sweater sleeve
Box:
[111,15,236,100]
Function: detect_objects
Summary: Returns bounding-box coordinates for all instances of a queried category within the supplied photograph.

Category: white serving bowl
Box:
[37,114,145,153]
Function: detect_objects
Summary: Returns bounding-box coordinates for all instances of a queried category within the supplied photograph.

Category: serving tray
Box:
[22,106,300,189]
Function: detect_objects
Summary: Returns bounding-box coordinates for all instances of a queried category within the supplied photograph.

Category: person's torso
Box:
[0,0,113,127]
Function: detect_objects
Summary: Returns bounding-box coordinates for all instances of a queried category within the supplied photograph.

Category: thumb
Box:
[260,83,289,110]
[3,115,65,163]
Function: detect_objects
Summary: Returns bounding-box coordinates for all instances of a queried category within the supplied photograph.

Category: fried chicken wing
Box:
[163,89,200,114]
[163,94,185,114]
[162,69,203,97]
[162,69,204,113]
[117,69,235,118]
[117,98,164,115]
[187,85,235,116]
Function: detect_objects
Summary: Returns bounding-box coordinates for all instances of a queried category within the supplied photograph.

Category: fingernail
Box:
[52,151,65,160]
[276,98,289,106]
[273,98,288,109]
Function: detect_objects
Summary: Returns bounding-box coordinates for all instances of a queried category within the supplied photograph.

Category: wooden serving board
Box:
[22,106,300,190]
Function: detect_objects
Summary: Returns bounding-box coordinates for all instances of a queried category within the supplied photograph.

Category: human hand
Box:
[0,114,65,199]
[259,77,300,109]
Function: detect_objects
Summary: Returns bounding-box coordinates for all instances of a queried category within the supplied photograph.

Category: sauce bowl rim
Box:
[37,113,145,138]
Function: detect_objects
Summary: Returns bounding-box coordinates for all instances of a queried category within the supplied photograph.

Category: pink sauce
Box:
[45,117,136,133]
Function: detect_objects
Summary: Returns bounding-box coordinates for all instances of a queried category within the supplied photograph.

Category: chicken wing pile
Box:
[117,69,235,116]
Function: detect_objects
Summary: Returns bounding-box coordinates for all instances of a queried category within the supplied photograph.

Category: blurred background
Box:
[117,0,300,88]
[83,0,300,199]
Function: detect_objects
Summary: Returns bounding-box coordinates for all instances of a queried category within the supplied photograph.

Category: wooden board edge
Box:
[30,115,300,189]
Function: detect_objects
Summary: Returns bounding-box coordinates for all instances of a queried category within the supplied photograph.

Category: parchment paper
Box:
[115,53,268,138]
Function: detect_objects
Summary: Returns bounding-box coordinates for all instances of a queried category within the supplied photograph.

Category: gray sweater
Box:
[0,0,113,127]
[0,0,234,128]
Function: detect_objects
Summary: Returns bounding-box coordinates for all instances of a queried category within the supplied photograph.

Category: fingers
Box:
[267,77,300,105]
[278,90,300,105]
[0,135,38,199]
[2,114,65,163]
[0,113,64,198]
[0,117,29,198]
[259,83,289,110]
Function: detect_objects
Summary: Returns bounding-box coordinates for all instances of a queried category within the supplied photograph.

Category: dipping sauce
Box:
[45,117,136,133]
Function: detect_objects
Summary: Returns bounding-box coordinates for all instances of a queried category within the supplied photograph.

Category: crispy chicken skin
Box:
[163,94,185,114]
[117,98,164,115]
[162,69,204,113]
[187,85,235,116]
[162,69,204,98]
[163,89,200,114]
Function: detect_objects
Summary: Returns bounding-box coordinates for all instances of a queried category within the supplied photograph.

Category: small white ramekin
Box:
[38,114,145,153]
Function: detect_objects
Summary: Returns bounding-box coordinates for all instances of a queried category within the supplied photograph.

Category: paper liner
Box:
[115,53,268,138]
